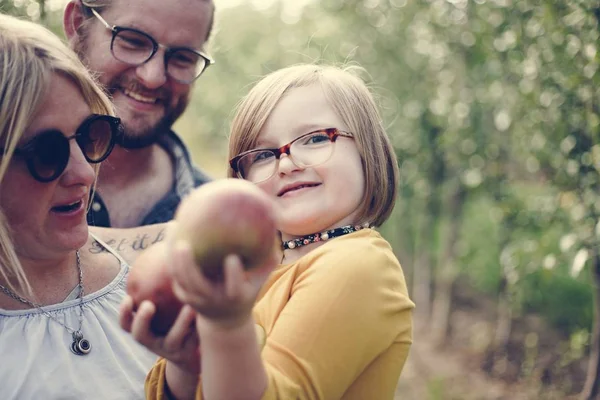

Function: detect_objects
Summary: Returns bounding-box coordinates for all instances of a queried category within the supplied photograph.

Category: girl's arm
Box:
[196,316,267,400]
[164,362,199,400]
[210,233,413,399]
[169,244,275,400]
[166,233,413,400]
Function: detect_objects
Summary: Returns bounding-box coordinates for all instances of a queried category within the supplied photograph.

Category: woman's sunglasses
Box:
[2,114,122,182]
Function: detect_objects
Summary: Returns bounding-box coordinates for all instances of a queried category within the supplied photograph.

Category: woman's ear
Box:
[63,0,86,45]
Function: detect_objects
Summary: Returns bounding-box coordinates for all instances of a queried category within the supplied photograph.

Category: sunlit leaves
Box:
[6,0,598,337]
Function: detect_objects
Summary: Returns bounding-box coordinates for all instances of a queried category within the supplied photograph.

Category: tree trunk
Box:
[430,184,467,348]
[429,276,454,347]
[482,277,513,375]
[412,213,434,329]
[412,116,445,330]
[581,250,600,400]
[37,0,46,22]
[493,282,513,352]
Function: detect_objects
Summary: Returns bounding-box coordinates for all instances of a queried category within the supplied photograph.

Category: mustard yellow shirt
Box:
[146,229,414,399]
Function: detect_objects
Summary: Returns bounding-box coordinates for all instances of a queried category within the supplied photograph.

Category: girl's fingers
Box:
[243,254,275,296]
[223,254,244,299]
[250,251,278,280]
[171,241,215,299]
[172,279,210,311]
[172,279,194,307]
[171,245,268,325]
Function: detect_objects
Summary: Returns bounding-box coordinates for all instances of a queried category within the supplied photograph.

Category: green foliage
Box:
[426,378,447,400]
[3,0,599,363]
[457,194,502,294]
[521,270,593,335]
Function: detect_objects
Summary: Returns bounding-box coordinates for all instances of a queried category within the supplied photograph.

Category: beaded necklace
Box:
[282,223,370,250]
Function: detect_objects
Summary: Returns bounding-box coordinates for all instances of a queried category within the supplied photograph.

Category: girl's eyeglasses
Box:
[2,114,122,182]
[229,128,354,183]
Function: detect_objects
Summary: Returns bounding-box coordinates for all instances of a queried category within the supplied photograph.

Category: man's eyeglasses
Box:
[2,114,121,183]
[89,8,214,84]
[229,128,354,183]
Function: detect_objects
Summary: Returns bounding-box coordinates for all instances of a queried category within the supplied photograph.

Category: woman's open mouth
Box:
[51,200,83,213]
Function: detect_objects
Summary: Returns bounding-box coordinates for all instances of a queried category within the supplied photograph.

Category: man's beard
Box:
[117,113,174,149]
[73,36,189,150]
[109,79,189,150]
[114,95,188,149]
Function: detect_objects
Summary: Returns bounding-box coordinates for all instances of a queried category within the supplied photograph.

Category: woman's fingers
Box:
[119,294,135,332]
[165,304,198,350]
[130,300,158,347]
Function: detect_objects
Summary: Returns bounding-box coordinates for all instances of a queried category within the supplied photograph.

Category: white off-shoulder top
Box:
[0,234,158,400]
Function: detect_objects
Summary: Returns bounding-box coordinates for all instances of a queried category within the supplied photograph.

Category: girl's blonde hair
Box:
[228,64,399,228]
[0,14,115,295]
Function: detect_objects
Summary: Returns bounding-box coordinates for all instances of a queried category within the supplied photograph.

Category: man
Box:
[63,0,213,228]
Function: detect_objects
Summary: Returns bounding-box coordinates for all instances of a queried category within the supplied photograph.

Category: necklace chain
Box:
[0,251,88,353]
[282,223,370,250]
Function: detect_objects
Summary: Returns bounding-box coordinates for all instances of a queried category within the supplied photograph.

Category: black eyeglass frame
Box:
[1,114,122,183]
[229,128,354,181]
[88,7,214,84]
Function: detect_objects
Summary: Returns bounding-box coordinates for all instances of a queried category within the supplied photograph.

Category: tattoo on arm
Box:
[89,229,166,254]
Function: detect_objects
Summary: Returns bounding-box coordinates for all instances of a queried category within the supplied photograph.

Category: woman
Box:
[0,14,191,399]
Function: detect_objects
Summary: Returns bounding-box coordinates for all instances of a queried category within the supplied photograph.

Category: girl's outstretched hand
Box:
[119,294,201,374]
[169,241,276,330]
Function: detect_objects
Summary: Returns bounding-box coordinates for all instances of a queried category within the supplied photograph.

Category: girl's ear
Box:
[63,0,87,45]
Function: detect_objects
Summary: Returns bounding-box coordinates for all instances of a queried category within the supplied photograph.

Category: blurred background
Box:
[2,0,599,398]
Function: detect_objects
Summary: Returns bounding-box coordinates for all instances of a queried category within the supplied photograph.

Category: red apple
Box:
[127,241,183,336]
[172,178,279,281]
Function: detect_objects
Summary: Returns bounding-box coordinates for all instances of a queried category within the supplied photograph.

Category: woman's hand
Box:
[119,295,201,374]
[169,241,276,330]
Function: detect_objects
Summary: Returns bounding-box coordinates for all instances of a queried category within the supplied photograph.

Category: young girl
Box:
[123,64,414,400]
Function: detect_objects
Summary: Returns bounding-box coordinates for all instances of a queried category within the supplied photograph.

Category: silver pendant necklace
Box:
[0,250,91,355]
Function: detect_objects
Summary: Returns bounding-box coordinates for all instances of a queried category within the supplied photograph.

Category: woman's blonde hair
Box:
[0,14,115,295]
[228,64,399,228]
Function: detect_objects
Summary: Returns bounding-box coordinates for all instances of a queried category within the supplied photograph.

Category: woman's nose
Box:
[59,141,96,187]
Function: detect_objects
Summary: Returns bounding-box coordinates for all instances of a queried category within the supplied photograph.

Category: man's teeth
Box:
[123,89,158,104]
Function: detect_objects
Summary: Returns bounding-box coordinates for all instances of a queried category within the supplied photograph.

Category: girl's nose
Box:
[276,153,303,177]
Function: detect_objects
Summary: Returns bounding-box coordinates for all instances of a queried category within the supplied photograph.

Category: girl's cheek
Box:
[273,202,285,223]
[256,180,276,197]
[253,180,282,225]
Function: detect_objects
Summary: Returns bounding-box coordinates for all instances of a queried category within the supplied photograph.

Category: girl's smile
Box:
[255,84,365,240]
